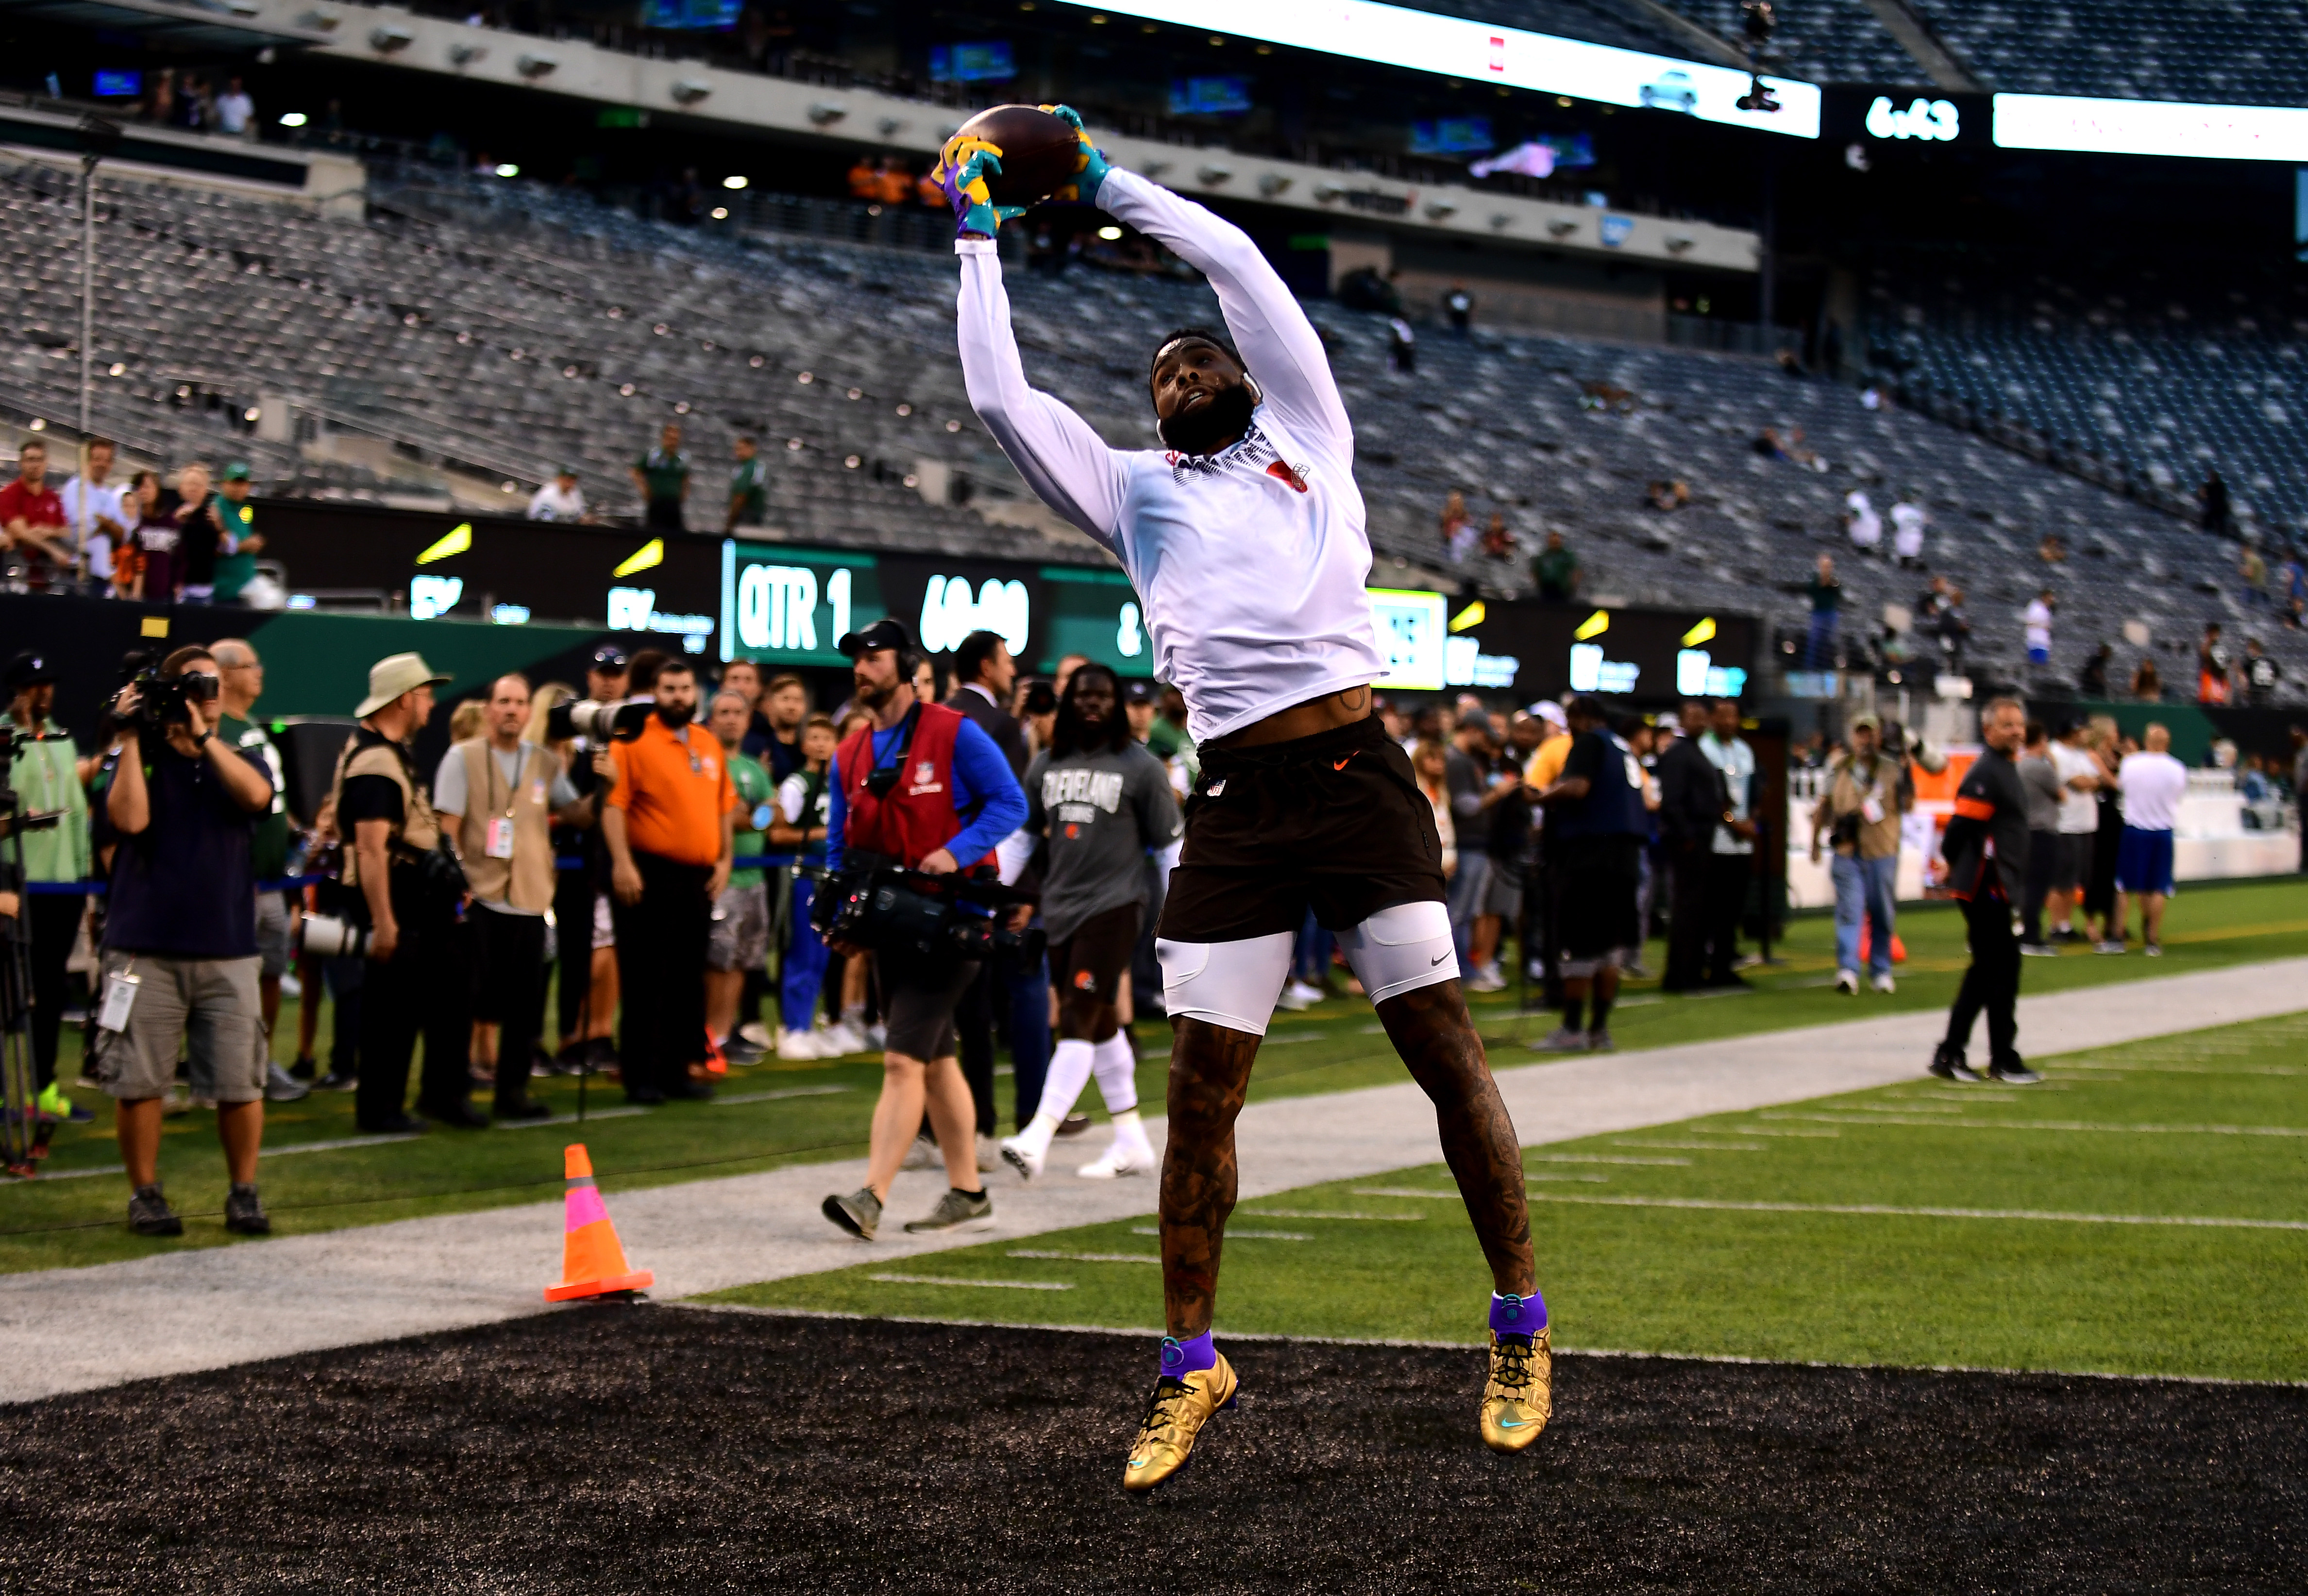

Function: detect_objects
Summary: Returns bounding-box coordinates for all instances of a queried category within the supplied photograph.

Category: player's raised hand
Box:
[936,134,1026,239]
[1039,103,1112,205]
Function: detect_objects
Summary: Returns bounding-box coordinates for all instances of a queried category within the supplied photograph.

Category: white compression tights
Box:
[1157,900,1458,1036]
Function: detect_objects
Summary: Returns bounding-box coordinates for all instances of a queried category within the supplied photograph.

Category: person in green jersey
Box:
[707,686,776,1062]
[210,638,306,1102]
[632,422,690,532]
[727,435,769,532]
[211,464,266,604]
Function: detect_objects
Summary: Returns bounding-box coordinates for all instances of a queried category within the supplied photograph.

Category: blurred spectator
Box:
[875,161,913,206]
[1443,708,1513,966]
[210,463,264,605]
[215,75,254,136]
[1844,489,1881,554]
[2108,724,2187,957]
[1697,699,1756,987]
[2293,725,2308,872]
[727,435,769,532]
[1936,587,1971,676]
[1411,737,1456,877]
[2079,641,2113,699]
[527,467,586,522]
[1803,554,1842,669]
[847,154,879,201]
[2024,588,2055,666]
[2197,622,2232,705]
[2038,531,2067,565]
[2199,470,2230,536]
[1532,530,1580,603]
[1890,494,1928,568]
[1388,317,1416,372]
[0,439,71,584]
[2241,543,2272,607]
[1530,696,1648,1050]
[949,628,1027,776]
[1482,512,1516,562]
[208,638,305,1104]
[704,687,776,1065]
[2132,653,2162,701]
[1646,479,1689,512]
[3,650,91,1121]
[162,462,219,603]
[1444,283,1473,335]
[59,438,127,584]
[632,423,690,533]
[2015,720,2061,954]
[768,714,836,1059]
[2046,719,2105,943]
[1439,490,1473,561]
[1655,700,1720,991]
[2243,637,2280,706]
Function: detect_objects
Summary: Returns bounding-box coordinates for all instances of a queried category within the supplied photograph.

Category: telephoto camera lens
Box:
[298,913,372,959]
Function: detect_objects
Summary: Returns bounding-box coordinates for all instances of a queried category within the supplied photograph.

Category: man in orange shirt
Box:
[602,659,734,1103]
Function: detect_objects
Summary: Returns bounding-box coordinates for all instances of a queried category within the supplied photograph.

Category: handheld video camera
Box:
[545,697,654,744]
[114,666,220,737]
[810,865,1028,963]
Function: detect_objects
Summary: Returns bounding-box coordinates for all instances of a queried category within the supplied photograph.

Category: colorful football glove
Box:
[936,134,1025,239]
[1040,103,1113,206]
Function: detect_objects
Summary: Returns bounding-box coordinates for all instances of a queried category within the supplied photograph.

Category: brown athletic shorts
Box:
[1050,901,1143,1005]
[1159,712,1447,942]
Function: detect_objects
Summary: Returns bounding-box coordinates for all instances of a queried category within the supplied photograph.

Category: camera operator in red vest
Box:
[818,619,1027,1242]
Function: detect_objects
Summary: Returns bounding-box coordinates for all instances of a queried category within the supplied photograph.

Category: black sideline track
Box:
[0,1308,2300,1593]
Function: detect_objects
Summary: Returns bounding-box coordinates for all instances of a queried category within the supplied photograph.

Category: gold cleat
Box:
[1480,1326,1553,1453]
[1123,1352,1238,1492]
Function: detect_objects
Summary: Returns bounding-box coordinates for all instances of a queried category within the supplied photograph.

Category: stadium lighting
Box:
[724,174,748,189]
[711,206,729,219]
[1993,93,2308,161]
[1097,224,1124,239]
[1044,0,1818,137]
[277,111,307,128]
[494,163,519,177]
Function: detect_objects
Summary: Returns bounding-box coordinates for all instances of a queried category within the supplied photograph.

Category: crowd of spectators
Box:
[0,438,273,606]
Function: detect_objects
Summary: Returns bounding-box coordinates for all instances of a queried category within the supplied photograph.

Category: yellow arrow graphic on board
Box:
[1574,609,1610,640]
[614,538,665,577]
[415,523,472,564]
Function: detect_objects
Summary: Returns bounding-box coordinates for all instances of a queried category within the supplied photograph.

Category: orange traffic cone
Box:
[544,1144,654,1301]
[1855,924,1910,966]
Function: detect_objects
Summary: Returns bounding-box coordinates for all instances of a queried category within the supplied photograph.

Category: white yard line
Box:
[2,956,2304,1404]
[1526,1192,2308,1230]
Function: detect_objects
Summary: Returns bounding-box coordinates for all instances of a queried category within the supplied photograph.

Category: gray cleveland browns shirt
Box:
[1024,743,1183,944]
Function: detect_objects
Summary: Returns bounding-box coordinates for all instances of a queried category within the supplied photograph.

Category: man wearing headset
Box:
[943,109,1547,1490]
[819,618,1026,1240]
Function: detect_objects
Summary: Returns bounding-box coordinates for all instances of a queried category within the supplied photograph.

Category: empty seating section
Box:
[1,161,2290,688]
[1649,0,1933,87]
[1907,0,2308,104]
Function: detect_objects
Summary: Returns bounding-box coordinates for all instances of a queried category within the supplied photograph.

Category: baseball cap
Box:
[221,461,252,482]
[354,652,451,718]
[590,645,630,672]
[3,650,56,690]
[837,617,915,658]
[1454,706,1492,733]
[1533,701,1568,731]
[1850,710,1881,731]
[1123,678,1156,705]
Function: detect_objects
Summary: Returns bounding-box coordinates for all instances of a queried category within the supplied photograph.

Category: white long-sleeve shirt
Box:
[955,169,1386,745]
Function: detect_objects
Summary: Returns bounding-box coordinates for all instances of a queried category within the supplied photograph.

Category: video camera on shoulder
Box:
[810,863,1027,963]
[113,665,219,737]
[545,697,655,744]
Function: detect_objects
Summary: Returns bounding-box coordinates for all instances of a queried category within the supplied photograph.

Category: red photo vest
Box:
[837,701,994,870]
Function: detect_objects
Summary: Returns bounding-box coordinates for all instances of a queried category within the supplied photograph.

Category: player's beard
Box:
[1158,382,1255,455]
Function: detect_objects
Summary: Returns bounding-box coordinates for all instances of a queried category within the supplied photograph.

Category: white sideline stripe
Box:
[1763,1113,2308,1136]
[712,1086,854,1106]
[1132,1226,1310,1241]
[1532,1154,1690,1166]
[1247,1209,1426,1221]
[1527,1192,2308,1230]
[263,1133,429,1156]
[493,1106,652,1130]
[1687,1126,1839,1138]
[867,1273,1073,1291]
[1614,1139,1769,1151]
[675,1305,2308,1389]
[1007,1250,1160,1264]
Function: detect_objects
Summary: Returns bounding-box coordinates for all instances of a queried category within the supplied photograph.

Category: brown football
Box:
[951,104,1082,207]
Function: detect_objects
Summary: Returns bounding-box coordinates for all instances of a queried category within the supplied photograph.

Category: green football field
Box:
[6,875,2307,1292]
[709,1008,2308,1383]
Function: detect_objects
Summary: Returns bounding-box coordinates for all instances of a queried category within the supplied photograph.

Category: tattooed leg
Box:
[1374,979,1534,1296]
[1159,1016,1264,1338]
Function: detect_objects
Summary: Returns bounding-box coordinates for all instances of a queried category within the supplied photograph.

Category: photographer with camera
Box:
[601,658,732,1104]
[818,619,1026,1240]
[3,651,91,1122]
[93,645,278,1236]
[326,652,472,1135]
[436,673,603,1121]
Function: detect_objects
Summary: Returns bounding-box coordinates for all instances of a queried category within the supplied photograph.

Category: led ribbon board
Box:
[1049,0,1819,138]
[1993,94,2308,161]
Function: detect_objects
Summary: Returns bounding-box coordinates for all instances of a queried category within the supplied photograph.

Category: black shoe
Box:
[128,1183,183,1237]
[625,1086,667,1105]
[223,1183,271,1236]
[317,1070,358,1092]
[1928,1044,1985,1084]
[494,1096,554,1121]
[1054,1112,1094,1139]
[288,1055,318,1082]
[1988,1056,2043,1085]
[359,1113,429,1135]
[423,1099,491,1129]
[665,1078,714,1102]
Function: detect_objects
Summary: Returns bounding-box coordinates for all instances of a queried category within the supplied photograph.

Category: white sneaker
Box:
[1835,969,1859,995]
[1871,973,1896,994]
[1078,1134,1157,1179]
[900,1132,939,1171]
[999,1131,1048,1181]
[739,1021,773,1048]
[865,1022,888,1050]
[1465,963,1507,993]
[818,1021,866,1056]
[1276,979,1323,1011]
[775,1028,825,1061]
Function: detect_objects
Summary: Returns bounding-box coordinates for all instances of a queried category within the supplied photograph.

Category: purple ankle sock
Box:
[1160,1330,1217,1377]
[1490,1290,1547,1336]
